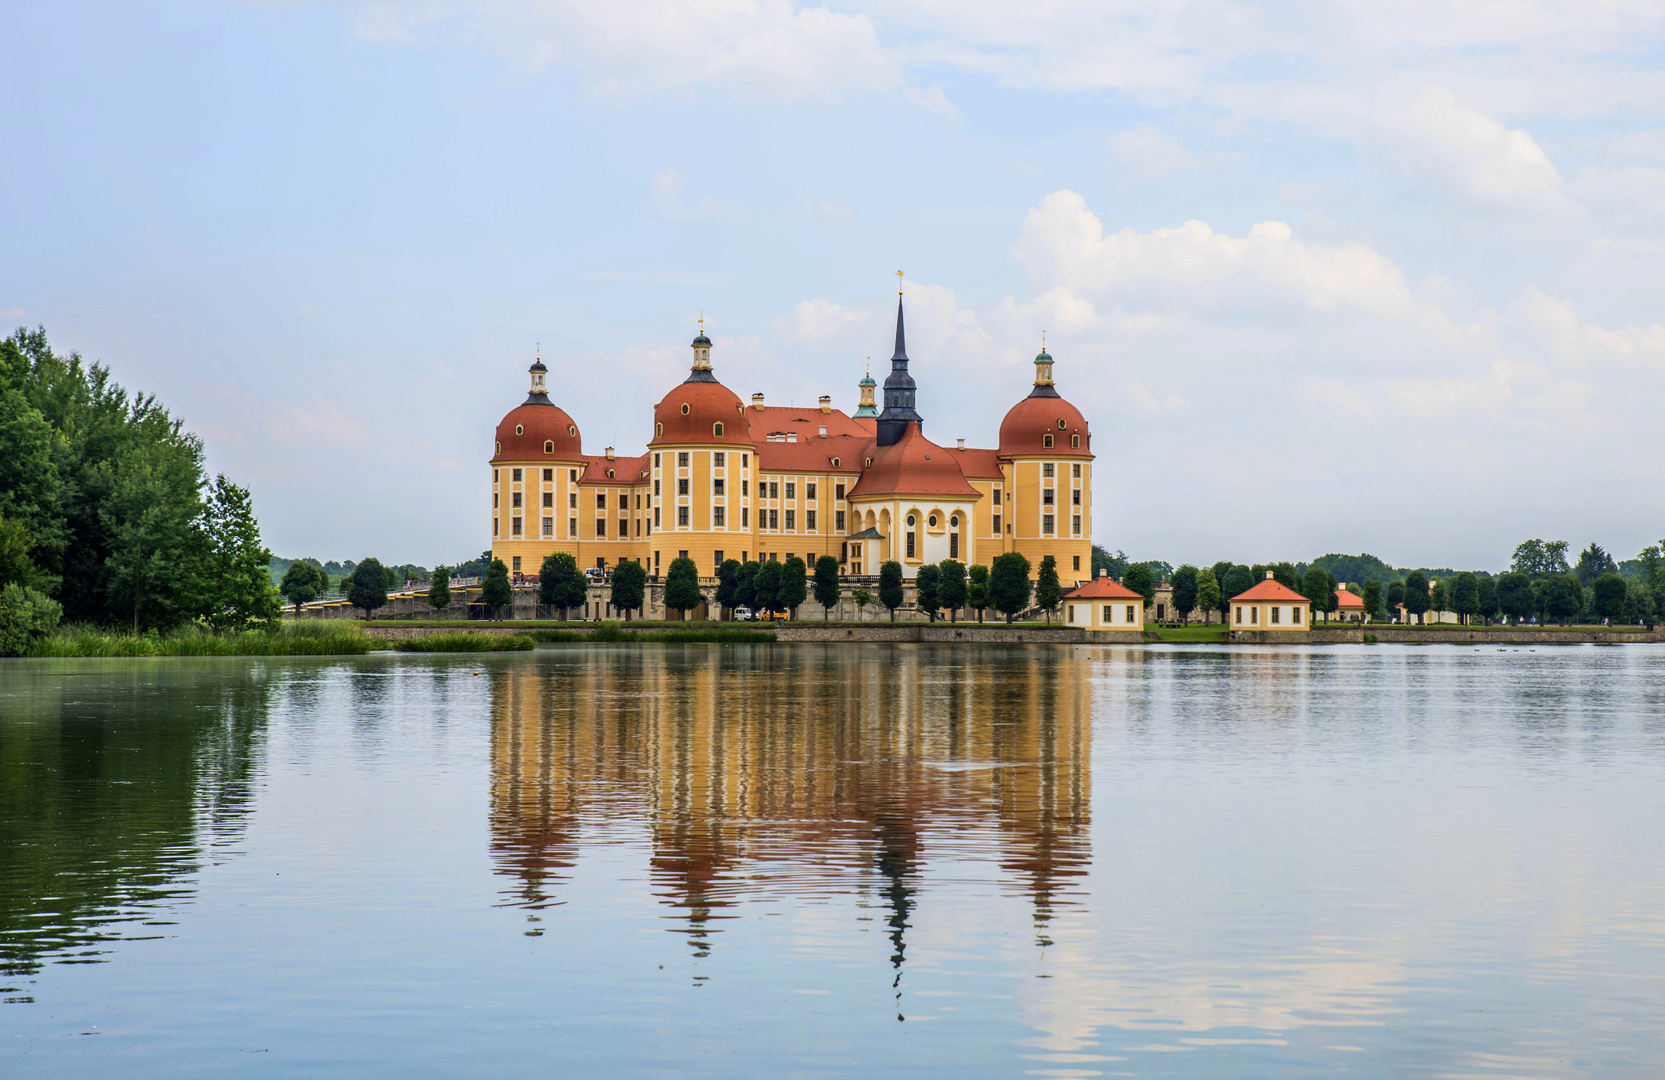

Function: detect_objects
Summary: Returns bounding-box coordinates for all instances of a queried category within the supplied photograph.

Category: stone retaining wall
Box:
[1327,626,1663,645]
[359,626,532,642]
[774,625,1116,644]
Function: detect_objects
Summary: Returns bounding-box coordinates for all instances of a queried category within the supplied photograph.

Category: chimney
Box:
[751,393,765,411]
[605,447,615,460]
[818,395,831,414]
[1099,568,1107,578]
[1265,571,1274,579]
[957,437,965,451]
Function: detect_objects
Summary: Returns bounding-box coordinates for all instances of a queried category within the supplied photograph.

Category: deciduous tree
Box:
[779,556,808,618]
[1475,575,1499,625]
[1301,566,1335,623]
[989,552,1032,623]
[610,560,647,620]
[1591,572,1626,623]
[937,559,967,621]
[282,560,325,616]
[663,556,703,619]
[539,552,587,620]
[1450,572,1480,625]
[813,555,840,620]
[967,564,989,623]
[1402,570,1430,624]
[1034,556,1061,623]
[852,587,871,622]
[1195,567,1221,623]
[480,558,512,619]
[716,559,742,617]
[1121,562,1155,606]
[1363,580,1384,621]
[351,556,392,620]
[1170,565,1198,624]
[201,475,281,630]
[915,563,941,622]
[878,561,904,622]
[426,565,451,611]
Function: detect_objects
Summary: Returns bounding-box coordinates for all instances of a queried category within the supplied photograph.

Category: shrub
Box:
[393,632,534,652]
[1363,632,1378,644]
[0,584,63,656]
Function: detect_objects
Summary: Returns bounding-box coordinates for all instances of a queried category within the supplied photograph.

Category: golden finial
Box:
[536,341,541,360]
[866,356,870,376]
[896,269,904,295]
[1041,329,1046,351]
[699,312,704,335]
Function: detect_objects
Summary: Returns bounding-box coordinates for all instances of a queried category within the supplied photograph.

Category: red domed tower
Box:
[997,340,1093,583]
[490,353,587,574]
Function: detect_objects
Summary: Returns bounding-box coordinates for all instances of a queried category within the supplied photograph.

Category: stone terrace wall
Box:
[1313,626,1665,645]
[774,625,1127,644]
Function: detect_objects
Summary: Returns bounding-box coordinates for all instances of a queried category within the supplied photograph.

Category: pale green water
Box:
[3,643,1665,1076]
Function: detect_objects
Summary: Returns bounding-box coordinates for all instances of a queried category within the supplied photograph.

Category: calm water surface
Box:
[3,643,1665,1077]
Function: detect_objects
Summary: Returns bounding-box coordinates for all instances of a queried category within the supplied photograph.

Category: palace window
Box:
[831,458,840,468]
[785,510,795,530]
[515,425,523,435]
[606,470,614,479]
[680,403,691,415]
[569,469,577,482]
[654,480,660,497]
[513,557,521,571]
[1272,606,1280,624]
[714,422,724,436]
[927,515,937,527]
[512,469,522,482]
[906,531,915,559]
[595,494,606,509]
[1072,489,1080,505]
[785,483,795,500]
[769,509,778,529]
[542,517,553,536]
[512,517,522,536]
[512,492,522,508]
[569,519,577,538]
[569,492,577,508]
[714,551,724,569]
[1126,605,1136,622]
[596,519,606,537]
[743,454,749,467]
[493,519,498,537]
[1067,605,1074,624]
[741,479,748,496]
[1073,555,1080,571]
[806,510,816,530]
[1072,464,1081,478]
[1071,434,1080,448]
[1042,489,1054,505]
[654,508,661,526]
[949,532,958,559]
[835,510,845,531]
[568,425,576,437]
[769,482,779,499]
[1043,463,1054,478]
[1043,434,1053,448]
[542,492,552,508]
[678,452,689,467]
[654,453,661,467]
[543,469,553,482]
[1073,515,1081,535]
[714,507,725,527]
[618,494,628,510]
[544,440,553,454]
[835,483,844,500]
[993,514,1001,534]
[493,494,499,509]
[678,506,689,526]
[1043,514,1054,535]
[1293,606,1302,624]
[742,507,749,528]
[1058,418,1066,430]
[714,479,724,495]
[715,452,726,467]
[1103,605,1113,622]
[678,478,689,495]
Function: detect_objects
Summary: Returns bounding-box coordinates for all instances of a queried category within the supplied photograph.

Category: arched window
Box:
[713,421,724,437]
[1043,434,1054,448]
[905,516,916,559]
[568,425,577,437]
[831,457,840,467]
[607,469,615,479]
[495,440,501,454]
[1070,434,1080,448]
[681,403,691,415]
[544,440,553,454]
[864,457,872,468]
[656,422,664,437]
[515,424,524,435]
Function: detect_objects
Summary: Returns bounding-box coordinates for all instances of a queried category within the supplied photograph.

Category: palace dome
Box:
[493,401,584,463]
[651,381,749,445]
[848,423,977,499]
[998,395,1092,457]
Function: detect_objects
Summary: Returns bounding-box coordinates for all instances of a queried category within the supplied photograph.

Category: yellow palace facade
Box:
[489,293,1095,582]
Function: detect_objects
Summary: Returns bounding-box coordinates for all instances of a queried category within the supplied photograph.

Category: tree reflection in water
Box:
[487,644,1094,1005]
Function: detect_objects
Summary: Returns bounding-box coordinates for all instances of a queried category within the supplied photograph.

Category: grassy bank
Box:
[28,621,376,657]
[532,623,776,644]
[1144,625,1230,643]
[393,632,535,652]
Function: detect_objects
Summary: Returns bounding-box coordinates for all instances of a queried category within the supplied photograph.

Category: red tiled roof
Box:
[650,380,749,446]
[952,446,1005,479]
[756,433,871,474]
[743,405,872,443]
[492,402,585,464]
[999,394,1092,458]
[847,423,978,498]
[1335,590,1365,610]
[1064,576,1144,600]
[577,454,649,483]
[1231,576,1311,603]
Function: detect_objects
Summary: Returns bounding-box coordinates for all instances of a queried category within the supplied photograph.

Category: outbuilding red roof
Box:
[1063,575,1144,600]
[1231,575,1312,603]
[1335,589,1365,610]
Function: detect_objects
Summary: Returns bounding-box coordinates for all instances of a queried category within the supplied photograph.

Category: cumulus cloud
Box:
[782,298,867,341]
[1522,287,1665,370]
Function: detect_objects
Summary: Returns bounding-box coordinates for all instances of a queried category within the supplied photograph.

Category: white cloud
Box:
[1522,287,1665,370]
[1373,85,1575,211]
[782,298,867,341]
[1108,125,1200,178]
[1126,377,1186,414]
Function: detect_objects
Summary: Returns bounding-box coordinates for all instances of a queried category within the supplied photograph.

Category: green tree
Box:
[735,560,760,614]
[1121,562,1155,607]
[1222,565,1255,614]
[1301,566,1336,624]
[989,551,1032,623]
[716,559,743,616]
[200,475,280,630]
[813,555,841,620]
[1476,576,1499,624]
[779,556,808,618]
[852,587,872,622]
[878,561,905,621]
[1591,572,1626,623]
[1195,567,1221,623]
[0,383,61,583]
[1574,544,1617,587]
[0,583,61,657]
[915,563,942,622]
[1429,579,1449,621]
[1402,570,1430,624]
[1495,572,1532,623]
[1543,573,1583,625]
[1211,561,1235,623]
[351,556,392,620]
[1310,554,1397,589]
[1511,539,1571,579]
[752,559,783,617]
[967,564,990,623]
[101,442,210,632]
[1386,578,1406,615]
[1363,580,1384,621]
[1034,555,1061,623]
[937,559,967,621]
[1450,572,1480,625]
[427,565,451,611]
[480,558,512,619]
[663,556,703,619]
[610,560,647,620]
[281,560,325,616]
[1270,562,1300,591]
[1624,577,1656,627]
[539,552,587,619]
[1170,565,1199,623]
[0,513,40,589]
[1091,546,1129,580]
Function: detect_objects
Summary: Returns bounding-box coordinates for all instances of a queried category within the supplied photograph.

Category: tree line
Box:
[0,329,280,652]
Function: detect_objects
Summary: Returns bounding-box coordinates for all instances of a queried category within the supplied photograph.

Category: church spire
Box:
[875,286,922,447]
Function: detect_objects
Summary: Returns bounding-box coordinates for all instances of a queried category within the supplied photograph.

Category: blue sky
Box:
[6,0,1665,570]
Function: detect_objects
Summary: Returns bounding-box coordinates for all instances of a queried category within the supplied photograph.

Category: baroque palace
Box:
[489,289,1093,583]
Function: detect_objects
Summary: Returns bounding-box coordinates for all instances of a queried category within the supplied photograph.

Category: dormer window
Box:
[1070,434,1080,448]
[657,422,664,437]
[865,457,872,468]
[713,422,724,436]
[607,469,615,479]
[681,403,691,415]
[515,424,524,435]
[1058,418,1066,429]
[495,441,501,454]
[568,425,576,437]
[831,457,840,467]
[544,440,554,454]
[1043,434,1054,448]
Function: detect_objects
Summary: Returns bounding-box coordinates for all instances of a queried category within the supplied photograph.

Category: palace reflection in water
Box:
[488,644,1094,972]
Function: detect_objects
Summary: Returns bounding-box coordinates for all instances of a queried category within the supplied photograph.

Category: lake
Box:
[3,643,1665,1077]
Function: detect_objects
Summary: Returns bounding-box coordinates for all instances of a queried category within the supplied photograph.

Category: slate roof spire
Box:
[876,279,922,447]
